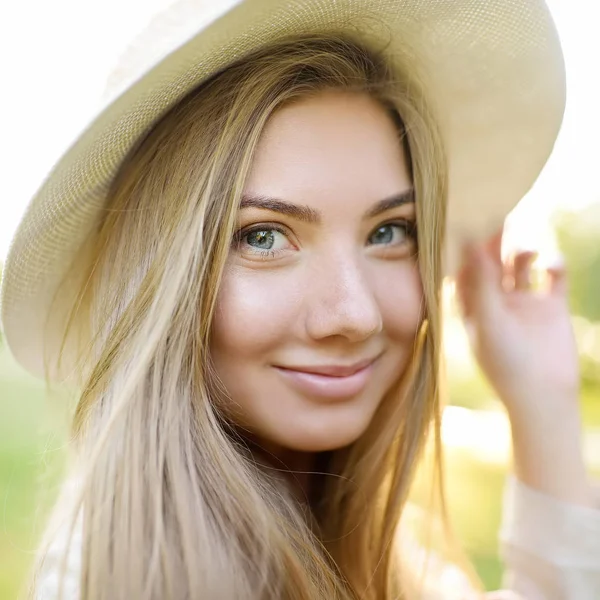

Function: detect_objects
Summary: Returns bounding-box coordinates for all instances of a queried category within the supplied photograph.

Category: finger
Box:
[455,266,468,317]
[461,241,502,318]
[513,251,537,291]
[478,238,504,298]
[481,226,507,293]
[455,242,477,319]
[547,264,568,296]
[484,225,504,267]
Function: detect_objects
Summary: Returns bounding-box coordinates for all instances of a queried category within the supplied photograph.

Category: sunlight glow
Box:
[442,407,511,465]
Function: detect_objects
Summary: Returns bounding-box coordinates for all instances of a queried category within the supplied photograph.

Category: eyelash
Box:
[233,219,418,258]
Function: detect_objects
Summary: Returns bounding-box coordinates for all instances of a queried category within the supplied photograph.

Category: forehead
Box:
[244,91,412,211]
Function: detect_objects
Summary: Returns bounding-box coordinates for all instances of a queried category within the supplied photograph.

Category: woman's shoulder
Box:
[37,507,526,600]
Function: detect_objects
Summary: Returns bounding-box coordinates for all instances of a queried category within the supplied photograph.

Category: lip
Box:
[273,356,378,400]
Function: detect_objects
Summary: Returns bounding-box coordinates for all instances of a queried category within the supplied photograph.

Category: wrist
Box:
[508,406,595,507]
[500,386,580,425]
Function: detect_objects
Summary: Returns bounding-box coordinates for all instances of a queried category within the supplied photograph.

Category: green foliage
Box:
[554,205,600,322]
[0,260,3,346]
[0,347,68,599]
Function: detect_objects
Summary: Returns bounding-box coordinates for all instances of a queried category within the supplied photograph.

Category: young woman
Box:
[1,1,599,598]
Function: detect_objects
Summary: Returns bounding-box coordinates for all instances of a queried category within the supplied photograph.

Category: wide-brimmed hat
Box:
[0,0,565,380]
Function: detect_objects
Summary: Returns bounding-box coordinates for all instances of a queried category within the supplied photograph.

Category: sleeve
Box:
[498,475,600,600]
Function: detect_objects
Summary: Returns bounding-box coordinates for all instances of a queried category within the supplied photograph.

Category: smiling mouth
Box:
[273,356,379,400]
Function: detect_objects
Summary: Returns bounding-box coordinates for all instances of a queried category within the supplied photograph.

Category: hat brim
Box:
[0,0,565,380]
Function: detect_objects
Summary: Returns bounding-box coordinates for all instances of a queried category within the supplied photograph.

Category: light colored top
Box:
[498,476,600,599]
[36,476,600,599]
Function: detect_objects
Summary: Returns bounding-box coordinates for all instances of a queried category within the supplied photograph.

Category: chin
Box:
[279,414,373,453]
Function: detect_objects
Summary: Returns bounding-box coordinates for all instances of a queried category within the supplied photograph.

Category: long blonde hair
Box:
[36,34,455,599]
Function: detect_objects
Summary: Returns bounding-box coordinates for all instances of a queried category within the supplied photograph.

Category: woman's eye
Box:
[368,222,415,246]
[246,229,278,250]
[237,226,292,256]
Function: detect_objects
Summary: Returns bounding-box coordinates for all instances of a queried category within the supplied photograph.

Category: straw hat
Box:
[0,0,565,380]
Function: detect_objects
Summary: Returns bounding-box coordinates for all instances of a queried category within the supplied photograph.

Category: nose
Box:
[304,251,383,343]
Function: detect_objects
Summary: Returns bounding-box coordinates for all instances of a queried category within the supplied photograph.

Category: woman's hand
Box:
[455,229,579,416]
[455,227,594,506]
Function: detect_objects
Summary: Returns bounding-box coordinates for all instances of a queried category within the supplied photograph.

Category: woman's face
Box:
[211,91,423,453]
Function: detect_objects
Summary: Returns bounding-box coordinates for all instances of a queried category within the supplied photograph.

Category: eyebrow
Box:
[239,188,415,224]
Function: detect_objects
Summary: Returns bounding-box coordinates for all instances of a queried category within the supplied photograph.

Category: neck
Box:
[243,436,323,504]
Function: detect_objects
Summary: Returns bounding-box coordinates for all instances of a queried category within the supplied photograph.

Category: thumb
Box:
[457,241,503,321]
[473,241,505,318]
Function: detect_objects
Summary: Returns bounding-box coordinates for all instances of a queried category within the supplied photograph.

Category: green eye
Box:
[368,223,411,246]
[237,225,292,257]
[246,230,276,250]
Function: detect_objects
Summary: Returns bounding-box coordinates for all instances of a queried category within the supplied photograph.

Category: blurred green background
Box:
[1,204,599,597]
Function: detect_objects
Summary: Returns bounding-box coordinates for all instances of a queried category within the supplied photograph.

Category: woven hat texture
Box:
[0,0,565,379]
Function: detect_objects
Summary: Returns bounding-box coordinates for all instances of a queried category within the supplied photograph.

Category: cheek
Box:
[376,261,424,340]
[210,265,302,359]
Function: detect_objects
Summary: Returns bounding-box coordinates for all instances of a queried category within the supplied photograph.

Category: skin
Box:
[211,91,422,460]
[212,89,594,506]
[457,239,594,507]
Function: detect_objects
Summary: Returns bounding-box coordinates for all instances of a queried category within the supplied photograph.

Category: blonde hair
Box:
[34,34,464,599]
